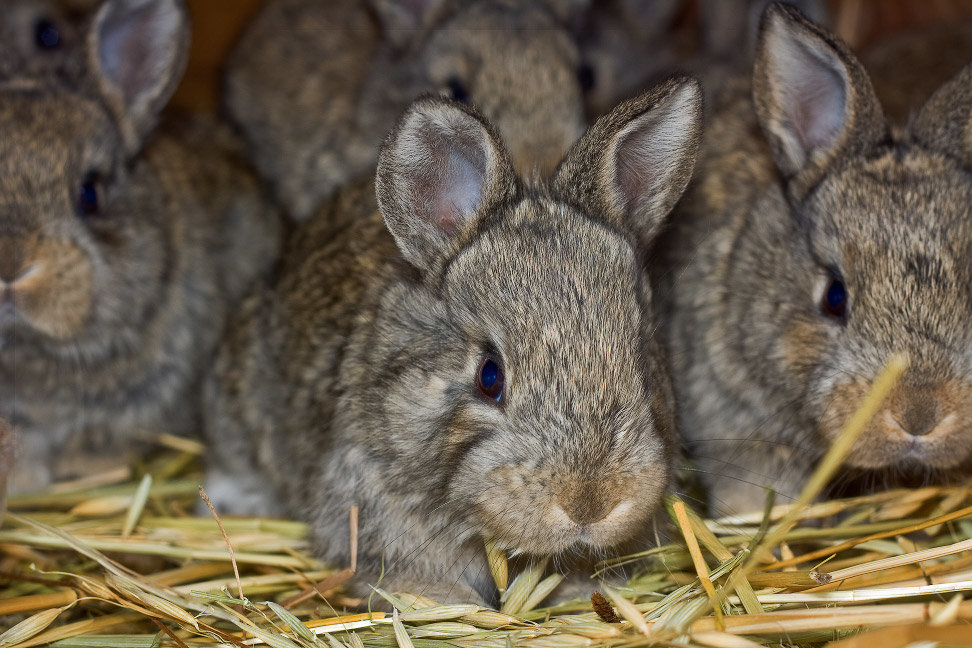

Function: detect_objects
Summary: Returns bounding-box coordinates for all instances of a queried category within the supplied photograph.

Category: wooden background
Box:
[171,0,972,113]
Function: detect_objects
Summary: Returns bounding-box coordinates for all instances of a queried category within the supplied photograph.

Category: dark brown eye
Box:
[77,173,100,217]
[477,357,504,402]
[34,18,61,50]
[821,274,848,322]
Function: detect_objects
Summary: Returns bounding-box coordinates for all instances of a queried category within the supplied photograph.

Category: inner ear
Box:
[414,133,488,234]
[771,35,848,167]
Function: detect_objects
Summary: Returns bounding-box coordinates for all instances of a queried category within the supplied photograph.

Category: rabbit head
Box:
[0,0,100,81]
[225,0,589,221]
[372,78,701,559]
[0,0,189,356]
[746,3,972,480]
[401,0,588,179]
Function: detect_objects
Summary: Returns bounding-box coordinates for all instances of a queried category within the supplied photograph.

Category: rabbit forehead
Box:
[0,89,117,195]
[444,199,647,393]
[810,147,972,244]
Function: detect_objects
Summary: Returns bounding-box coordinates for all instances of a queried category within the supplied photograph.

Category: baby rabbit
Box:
[0,0,99,80]
[0,0,281,493]
[204,78,703,604]
[224,0,589,221]
[657,2,972,515]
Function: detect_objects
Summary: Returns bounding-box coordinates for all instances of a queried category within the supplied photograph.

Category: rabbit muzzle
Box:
[820,377,972,471]
[0,233,92,340]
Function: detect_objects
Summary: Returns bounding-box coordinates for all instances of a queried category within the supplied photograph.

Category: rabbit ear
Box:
[552,76,703,248]
[88,0,190,152]
[753,2,887,197]
[368,0,449,47]
[376,97,517,275]
[911,62,972,169]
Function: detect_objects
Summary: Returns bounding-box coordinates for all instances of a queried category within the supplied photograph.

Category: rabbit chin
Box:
[478,497,658,556]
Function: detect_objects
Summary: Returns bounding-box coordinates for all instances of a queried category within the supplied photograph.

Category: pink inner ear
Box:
[790,63,846,155]
[428,150,485,234]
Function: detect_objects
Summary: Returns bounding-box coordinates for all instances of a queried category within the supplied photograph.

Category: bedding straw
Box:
[3,355,972,647]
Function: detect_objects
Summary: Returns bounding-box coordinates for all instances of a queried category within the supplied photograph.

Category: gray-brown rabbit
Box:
[224,0,589,221]
[0,0,281,494]
[656,2,972,516]
[205,77,703,604]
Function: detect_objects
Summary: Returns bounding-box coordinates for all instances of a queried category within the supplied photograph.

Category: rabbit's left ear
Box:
[88,0,190,152]
[911,62,972,170]
[376,97,518,277]
[752,2,886,198]
[552,76,703,248]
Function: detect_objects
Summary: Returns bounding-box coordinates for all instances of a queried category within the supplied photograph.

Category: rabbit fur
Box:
[655,2,972,516]
[224,0,589,221]
[0,0,282,494]
[0,0,100,81]
[204,78,703,604]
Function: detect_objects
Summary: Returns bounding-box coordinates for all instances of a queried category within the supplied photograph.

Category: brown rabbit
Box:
[204,78,703,604]
[224,0,590,221]
[0,0,281,493]
[656,2,972,515]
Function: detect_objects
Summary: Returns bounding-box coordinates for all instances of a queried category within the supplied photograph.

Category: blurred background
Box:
[173,0,972,113]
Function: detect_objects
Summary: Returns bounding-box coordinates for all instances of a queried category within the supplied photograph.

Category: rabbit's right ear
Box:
[911,62,972,169]
[88,0,190,153]
[552,76,703,249]
[376,97,518,276]
[753,2,887,199]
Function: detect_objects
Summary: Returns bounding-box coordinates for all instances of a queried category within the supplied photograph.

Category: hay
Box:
[3,355,972,647]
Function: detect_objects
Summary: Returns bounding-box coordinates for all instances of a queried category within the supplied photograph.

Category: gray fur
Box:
[0,0,282,494]
[205,79,702,604]
[656,2,972,515]
[224,0,589,221]
[0,0,100,82]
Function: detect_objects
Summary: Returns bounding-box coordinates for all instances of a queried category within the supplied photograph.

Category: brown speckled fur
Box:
[224,0,589,221]
[0,0,282,493]
[204,80,702,604]
[655,3,972,516]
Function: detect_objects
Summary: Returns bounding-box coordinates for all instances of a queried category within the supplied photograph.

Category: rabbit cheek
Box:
[11,238,92,340]
[780,317,830,382]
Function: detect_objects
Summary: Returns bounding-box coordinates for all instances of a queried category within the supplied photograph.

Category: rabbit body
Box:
[0,0,281,493]
[206,79,703,603]
[657,3,972,515]
[225,0,588,221]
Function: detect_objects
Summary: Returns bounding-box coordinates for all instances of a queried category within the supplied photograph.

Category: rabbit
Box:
[574,0,830,120]
[0,0,101,81]
[654,2,972,517]
[223,0,590,222]
[204,76,704,604]
[0,0,282,494]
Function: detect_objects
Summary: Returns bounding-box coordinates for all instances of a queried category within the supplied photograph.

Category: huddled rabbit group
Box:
[1,0,970,607]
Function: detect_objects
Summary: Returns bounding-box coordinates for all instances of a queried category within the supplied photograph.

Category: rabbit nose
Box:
[897,396,944,437]
[0,239,39,286]
[558,483,621,525]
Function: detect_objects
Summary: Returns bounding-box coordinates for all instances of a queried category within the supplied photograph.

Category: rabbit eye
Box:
[821,275,848,322]
[77,174,100,217]
[446,77,471,105]
[477,357,504,402]
[34,18,61,50]
[577,63,596,92]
